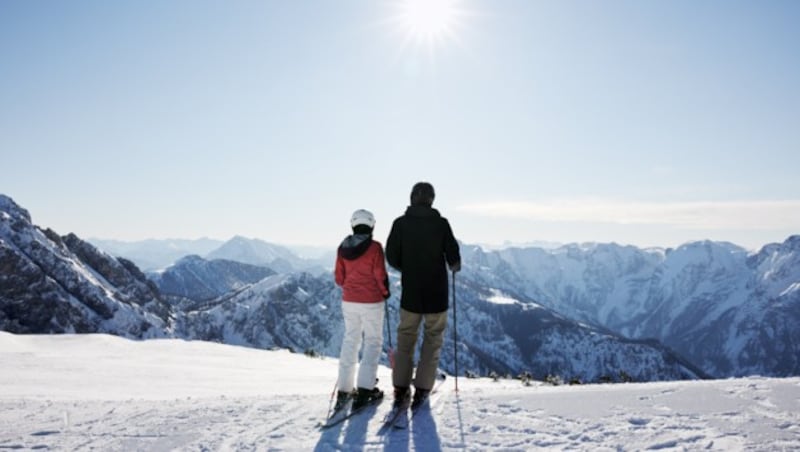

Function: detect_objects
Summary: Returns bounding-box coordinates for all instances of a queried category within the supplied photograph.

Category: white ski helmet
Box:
[350,209,376,229]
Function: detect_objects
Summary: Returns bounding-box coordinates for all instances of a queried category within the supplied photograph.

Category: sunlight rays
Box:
[397,0,461,43]
[384,0,472,68]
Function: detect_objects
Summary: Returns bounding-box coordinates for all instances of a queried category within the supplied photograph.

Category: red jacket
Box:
[335,236,389,303]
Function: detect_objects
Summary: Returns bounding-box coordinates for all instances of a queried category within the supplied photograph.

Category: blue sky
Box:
[2,0,798,250]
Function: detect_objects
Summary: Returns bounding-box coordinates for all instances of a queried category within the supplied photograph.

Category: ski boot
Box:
[411,388,430,410]
[353,387,383,410]
[393,386,410,409]
[334,390,353,412]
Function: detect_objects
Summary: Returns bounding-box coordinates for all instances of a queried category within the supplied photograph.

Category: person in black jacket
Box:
[385,181,461,409]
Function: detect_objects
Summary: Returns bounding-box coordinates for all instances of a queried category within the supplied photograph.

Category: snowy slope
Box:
[1,332,797,451]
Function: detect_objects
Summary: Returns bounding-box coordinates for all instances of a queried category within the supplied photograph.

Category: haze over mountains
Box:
[89,236,335,273]
[2,193,798,382]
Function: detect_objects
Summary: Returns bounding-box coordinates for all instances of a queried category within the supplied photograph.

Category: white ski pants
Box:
[338,300,385,392]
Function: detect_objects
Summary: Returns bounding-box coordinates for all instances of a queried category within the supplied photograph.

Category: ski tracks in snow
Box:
[0,396,319,451]
[449,379,800,451]
[2,378,799,450]
[314,384,453,451]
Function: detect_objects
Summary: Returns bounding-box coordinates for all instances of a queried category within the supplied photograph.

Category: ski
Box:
[319,397,383,430]
[392,407,410,429]
[317,398,351,429]
[377,400,410,433]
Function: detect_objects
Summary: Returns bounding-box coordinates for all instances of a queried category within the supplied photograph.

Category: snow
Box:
[1,333,799,451]
[486,289,518,305]
[780,282,800,297]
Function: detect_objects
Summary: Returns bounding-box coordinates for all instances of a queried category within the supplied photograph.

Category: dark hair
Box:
[410,182,435,206]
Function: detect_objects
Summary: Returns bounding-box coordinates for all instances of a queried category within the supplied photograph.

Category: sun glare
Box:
[395,0,462,44]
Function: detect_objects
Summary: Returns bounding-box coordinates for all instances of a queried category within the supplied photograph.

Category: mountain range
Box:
[2,193,798,381]
[90,236,334,273]
[459,238,800,377]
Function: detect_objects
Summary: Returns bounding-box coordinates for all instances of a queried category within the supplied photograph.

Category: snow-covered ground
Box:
[1,332,798,451]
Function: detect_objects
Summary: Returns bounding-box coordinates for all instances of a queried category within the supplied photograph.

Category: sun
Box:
[383,0,473,71]
[392,0,465,46]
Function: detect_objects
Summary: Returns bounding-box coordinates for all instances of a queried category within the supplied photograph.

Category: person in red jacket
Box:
[334,209,390,410]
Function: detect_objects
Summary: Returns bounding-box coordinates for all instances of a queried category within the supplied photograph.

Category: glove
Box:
[449,261,461,273]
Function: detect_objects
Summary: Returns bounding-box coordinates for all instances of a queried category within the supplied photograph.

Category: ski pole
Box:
[384,297,395,368]
[452,270,458,393]
[325,381,337,418]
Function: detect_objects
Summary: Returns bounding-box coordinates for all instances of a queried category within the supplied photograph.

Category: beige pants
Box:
[392,308,448,391]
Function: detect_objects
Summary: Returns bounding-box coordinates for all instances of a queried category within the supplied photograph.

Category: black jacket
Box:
[386,205,460,314]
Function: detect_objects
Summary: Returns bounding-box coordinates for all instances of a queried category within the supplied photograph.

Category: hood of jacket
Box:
[338,233,372,260]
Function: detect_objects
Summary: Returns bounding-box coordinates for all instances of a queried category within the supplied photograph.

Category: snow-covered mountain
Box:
[446,281,705,382]
[461,239,800,377]
[206,235,307,273]
[88,237,224,271]
[175,272,345,356]
[0,195,170,337]
[201,235,331,275]
[148,255,275,306]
